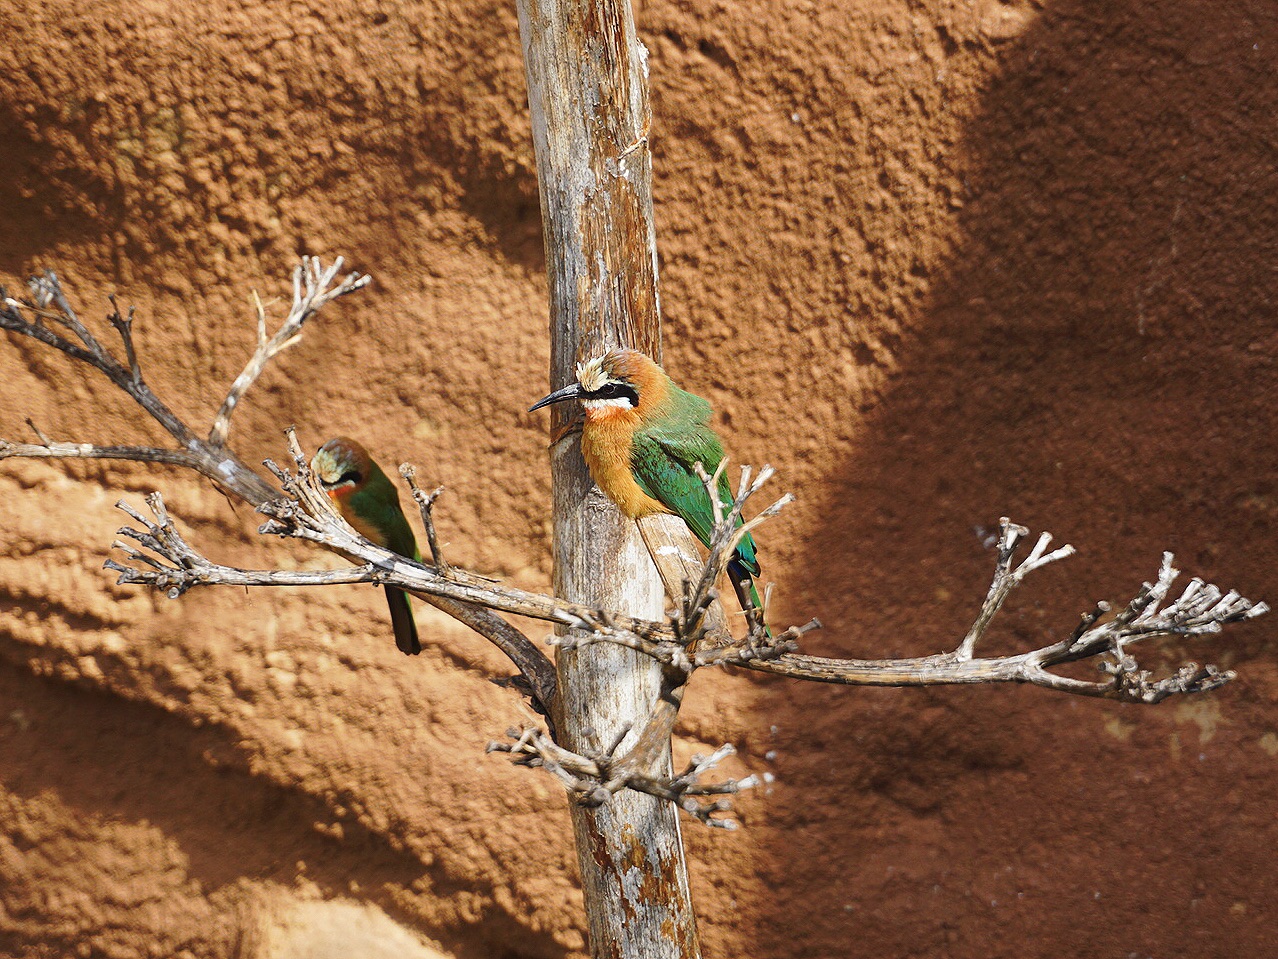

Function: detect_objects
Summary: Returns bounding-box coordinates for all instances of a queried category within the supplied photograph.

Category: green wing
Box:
[631,423,760,576]
[349,470,422,562]
[349,468,422,655]
[377,498,421,563]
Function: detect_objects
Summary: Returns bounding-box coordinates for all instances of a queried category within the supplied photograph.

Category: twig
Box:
[208,257,370,448]
[683,461,791,648]
[30,271,111,358]
[1,439,205,470]
[106,294,141,386]
[958,517,1075,660]
[25,418,53,446]
[400,464,450,576]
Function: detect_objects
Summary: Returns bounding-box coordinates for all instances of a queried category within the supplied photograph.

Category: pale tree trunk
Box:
[514,0,702,956]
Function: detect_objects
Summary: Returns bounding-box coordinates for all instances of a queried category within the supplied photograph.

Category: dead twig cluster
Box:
[488,727,763,828]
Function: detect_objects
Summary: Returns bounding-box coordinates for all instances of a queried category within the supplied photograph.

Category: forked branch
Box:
[208,259,369,448]
[957,520,1075,660]
[2,261,556,721]
[3,267,297,504]
[749,517,1264,703]
[401,465,451,577]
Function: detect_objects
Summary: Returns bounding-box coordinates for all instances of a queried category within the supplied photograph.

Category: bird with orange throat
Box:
[530,348,768,633]
[312,437,422,655]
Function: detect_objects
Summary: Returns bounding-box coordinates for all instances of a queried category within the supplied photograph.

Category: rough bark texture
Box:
[2,1,1277,958]
[517,1,699,957]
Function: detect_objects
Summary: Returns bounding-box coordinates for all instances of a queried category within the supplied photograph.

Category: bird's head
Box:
[529,348,665,419]
[312,437,375,495]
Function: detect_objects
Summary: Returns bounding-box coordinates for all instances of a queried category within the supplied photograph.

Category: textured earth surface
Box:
[2,0,1276,957]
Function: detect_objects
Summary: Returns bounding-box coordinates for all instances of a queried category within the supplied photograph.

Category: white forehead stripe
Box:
[576,357,609,392]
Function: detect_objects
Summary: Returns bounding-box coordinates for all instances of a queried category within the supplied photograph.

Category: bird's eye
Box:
[337,469,362,485]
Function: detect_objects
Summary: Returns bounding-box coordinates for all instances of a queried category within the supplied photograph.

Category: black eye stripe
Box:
[337,469,362,485]
[584,382,639,404]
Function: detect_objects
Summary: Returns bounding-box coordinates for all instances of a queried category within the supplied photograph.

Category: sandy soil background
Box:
[2,0,1276,956]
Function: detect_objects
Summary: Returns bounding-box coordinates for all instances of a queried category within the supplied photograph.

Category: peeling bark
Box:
[515,0,701,955]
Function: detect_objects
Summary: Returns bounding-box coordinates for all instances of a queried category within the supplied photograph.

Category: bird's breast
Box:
[581,417,668,519]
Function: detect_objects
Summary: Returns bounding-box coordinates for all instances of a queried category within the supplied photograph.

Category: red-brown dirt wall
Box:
[1,0,1275,957]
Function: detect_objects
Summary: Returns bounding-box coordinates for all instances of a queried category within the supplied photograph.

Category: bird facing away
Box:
[529,348,766,631]
[312,437,422,656]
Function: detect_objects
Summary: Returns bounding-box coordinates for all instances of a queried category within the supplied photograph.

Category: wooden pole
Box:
[515,0,701,955]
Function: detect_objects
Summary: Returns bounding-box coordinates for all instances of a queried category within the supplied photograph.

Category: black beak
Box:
[529,382,583,412]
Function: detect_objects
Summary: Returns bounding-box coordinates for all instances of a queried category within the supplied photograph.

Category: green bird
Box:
[312,437,422,655]
[529,348,768,633]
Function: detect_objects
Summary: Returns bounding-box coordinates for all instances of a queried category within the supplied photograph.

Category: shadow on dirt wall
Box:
[0,655,568,959]
[752,3,1278,958]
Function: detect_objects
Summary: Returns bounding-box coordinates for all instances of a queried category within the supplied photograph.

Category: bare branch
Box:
[488,727,761,828]
[627,745,765,829]
[208,257,370,448]
[633,476,1257,707]
[4,278,131,373]
[0,439,204,470]
[748,542,1264,703]
[3,264,557,722]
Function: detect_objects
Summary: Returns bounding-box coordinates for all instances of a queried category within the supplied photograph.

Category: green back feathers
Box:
[630,384,760,576]
[345,461,421,562]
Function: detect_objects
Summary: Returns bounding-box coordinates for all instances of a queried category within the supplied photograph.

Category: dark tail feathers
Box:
[727,559,772,639]
[385,586,421,655]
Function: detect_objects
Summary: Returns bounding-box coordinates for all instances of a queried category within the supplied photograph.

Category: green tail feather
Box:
[385,586,421,655]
